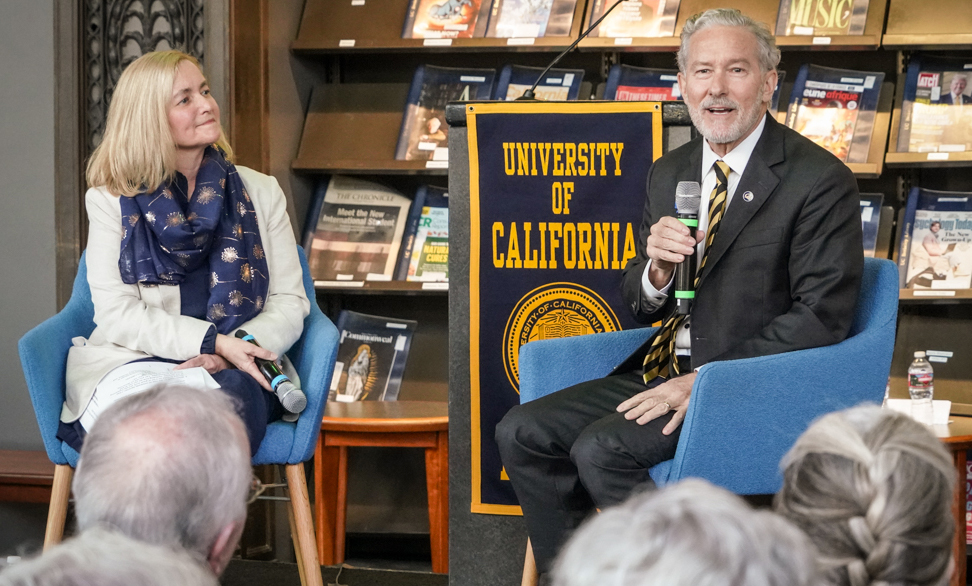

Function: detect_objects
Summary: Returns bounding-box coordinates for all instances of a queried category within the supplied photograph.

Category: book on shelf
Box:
[329,310,417,402]
[897,187,972,290]
[860,193,883,257]
[496,64,585,101]
[784,64,883,163]
[584,0,680,38]
[896,55,972,154]
[395,65,496,162]
[399,185,449,282]
[485,0,578,38]
[603,65,681,101]
[402,0,493,39]
[775,0,869,36]
[303,176,414,283]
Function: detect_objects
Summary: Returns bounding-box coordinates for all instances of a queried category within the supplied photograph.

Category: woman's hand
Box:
[214,333,277,392]
[174,353,232,374]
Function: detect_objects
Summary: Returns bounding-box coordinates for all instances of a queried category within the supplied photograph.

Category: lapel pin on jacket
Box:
[742,191,754,202]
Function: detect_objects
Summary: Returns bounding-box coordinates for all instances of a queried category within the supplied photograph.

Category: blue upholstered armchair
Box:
[19,247,336,586]
[518,257,898,495]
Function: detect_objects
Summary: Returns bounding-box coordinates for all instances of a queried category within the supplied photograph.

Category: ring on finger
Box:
[660,401,671,413]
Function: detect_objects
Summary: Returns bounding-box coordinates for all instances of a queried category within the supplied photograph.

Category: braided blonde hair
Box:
[775,405,955,586]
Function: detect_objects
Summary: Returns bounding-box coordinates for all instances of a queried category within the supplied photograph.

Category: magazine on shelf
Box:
[496,64,585,101]
[784,64,883,163]
[585,0,680,38]
[303,176,413,283]
[405,186,449,281]
[329,311,417,402]
[896,55,972,154]
[897,188,972,290]
[603,65,681,101]
[395,65,496,162]
[402,0,493,39]
[860,193,883,257]
[485,0,578,38]
[775,0,869,36]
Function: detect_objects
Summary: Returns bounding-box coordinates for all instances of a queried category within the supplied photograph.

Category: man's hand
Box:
[616,372,697,435]
[175,353,231,375]
[645,217,705,290]
[214,333,277,392]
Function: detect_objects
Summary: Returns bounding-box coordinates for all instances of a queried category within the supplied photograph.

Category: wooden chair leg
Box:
[522,538,539,586]
[286,463,323,586]
[44,464,72,551]
[425,430,449,574]
[314,436,341,565]
[334,446,349,563]
[288,490,308,586]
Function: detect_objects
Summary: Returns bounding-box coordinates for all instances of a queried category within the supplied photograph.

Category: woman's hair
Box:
[775,405,955,586]
[85,50,233,196]
[552,479,818,586]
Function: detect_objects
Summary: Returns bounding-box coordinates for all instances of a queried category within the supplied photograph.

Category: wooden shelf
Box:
[883,0,972,49]
[314,280,449,295]
[293,0,587,54]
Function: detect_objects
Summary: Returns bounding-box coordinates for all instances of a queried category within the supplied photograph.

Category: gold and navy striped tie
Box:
[642,161,730,383]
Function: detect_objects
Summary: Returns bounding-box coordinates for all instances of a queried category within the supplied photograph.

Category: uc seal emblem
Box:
[503,282,620,391]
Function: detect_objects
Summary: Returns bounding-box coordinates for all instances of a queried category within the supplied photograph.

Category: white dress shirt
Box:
[640,114,768,356]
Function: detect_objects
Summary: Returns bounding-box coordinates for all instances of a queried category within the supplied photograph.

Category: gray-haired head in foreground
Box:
[551,478,818,586]
[0,527,217,586]
[676,8,781,74]
[72,385,251,558]
[775,404,955,586]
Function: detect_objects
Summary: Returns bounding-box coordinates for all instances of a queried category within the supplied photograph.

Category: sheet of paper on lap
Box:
[79,362,221,432]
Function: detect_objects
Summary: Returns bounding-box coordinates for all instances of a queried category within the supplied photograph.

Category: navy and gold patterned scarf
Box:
[118,145,269,333]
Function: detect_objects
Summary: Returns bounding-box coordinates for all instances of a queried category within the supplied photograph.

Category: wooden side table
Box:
[933,416,972,586]
[313,401,449,573]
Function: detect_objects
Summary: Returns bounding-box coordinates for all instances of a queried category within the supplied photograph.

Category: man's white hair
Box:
[677,8,781,74]
[0,528,217,586]
[72,385,251,558]
[552,479,818,586]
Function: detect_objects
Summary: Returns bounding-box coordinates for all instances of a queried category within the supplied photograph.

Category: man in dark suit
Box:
[495,7,863,574]
[938,74,968,105]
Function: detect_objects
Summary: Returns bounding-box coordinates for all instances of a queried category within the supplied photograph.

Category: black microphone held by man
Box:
[674,181,701,315]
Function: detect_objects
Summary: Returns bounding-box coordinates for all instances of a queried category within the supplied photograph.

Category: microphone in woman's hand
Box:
[235,330,307,415]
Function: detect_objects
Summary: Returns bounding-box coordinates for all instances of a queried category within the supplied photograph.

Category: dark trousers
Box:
[494,369,680,573]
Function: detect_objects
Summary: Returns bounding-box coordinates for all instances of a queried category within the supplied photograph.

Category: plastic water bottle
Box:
[908,351,934,425]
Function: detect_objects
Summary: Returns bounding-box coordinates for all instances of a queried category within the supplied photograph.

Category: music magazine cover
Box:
[896,55,972,154]
[897,188,972,290]
[395,65,496,162]
[785,64,883,163]
[402,0,494,38]
[303,176,413,283]
[485,0,578,38]
[584,0,680,38]
[329,311,417,402]
[496,64,585,101]
[775,0,869,36]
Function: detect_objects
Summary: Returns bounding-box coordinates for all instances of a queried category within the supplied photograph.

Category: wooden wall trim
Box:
[230,0,271,173]
[53,0,83,310]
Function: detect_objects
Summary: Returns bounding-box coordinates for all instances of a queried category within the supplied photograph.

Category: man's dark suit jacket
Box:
[617,113,863,372]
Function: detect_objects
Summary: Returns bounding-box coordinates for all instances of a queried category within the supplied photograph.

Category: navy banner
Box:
[466,102,663,514]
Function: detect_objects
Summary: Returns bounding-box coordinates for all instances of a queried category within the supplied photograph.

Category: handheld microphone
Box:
[516,0,627,101]
[674,181,701,315]
[235,330,307,415]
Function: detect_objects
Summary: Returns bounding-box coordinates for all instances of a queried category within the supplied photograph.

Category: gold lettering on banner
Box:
[491,221,636,271]
[499,143,625,177]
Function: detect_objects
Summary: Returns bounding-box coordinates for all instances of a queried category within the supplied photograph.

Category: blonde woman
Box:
[775,405,955,586]
[58,50,309,454]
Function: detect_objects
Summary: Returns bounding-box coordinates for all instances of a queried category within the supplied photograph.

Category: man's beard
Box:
[686,95,766,146]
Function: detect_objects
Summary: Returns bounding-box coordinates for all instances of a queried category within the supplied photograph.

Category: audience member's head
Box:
[0,527,218,586]
[776,405,955,586]
[552,479,818,586]
[72,385,251,575]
